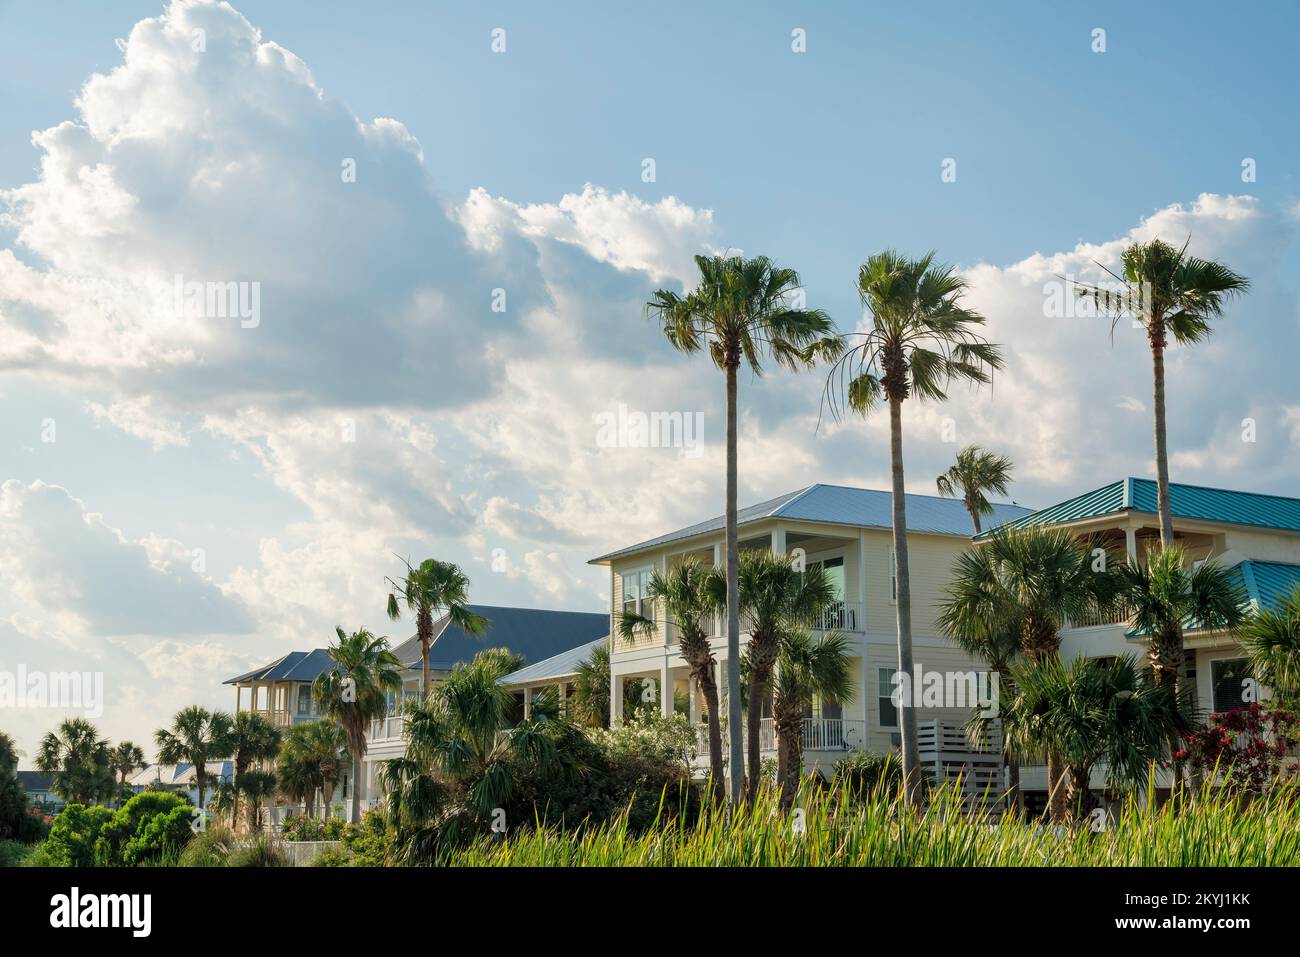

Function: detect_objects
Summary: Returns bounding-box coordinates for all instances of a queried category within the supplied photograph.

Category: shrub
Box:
[338,810,393,866]
[282,813,324,842]
[833,751,902,796]
[1181,704,1300,792]
[309,846,352,867]
[178,826,237,867]
[0,838,32,866]
[226,835,290,867]
[97,792,195,866]
[38,803,115,866]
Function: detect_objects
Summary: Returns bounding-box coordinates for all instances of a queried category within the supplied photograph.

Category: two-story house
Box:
[589,483,1034,779]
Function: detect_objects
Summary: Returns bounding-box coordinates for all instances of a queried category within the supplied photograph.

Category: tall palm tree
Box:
[772,628,854,808]
[736,549,837,802]
[1112,545,1246,788]
[154,706,235,813]
[36,718,115,805]
[937,526,1117,822]
[387,557,490,700]
[935,445,1014,535]
[647,254,841,803]
[235,770,277,831]
[826,250,1003,804]
[937,589,1025,813]
[986,654,1184,823]
[1073,239,1249,546]
[228,712,281,829]
[313,626,404,823]
[618,560,727,803]
[306,719,349,821]
[277,724,322,821]
[109,741,145,799]
[1240,584,1300,710]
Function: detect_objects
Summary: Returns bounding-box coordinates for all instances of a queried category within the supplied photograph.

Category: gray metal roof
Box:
[390,604,609,672]
[224,648,337,685]
[499,635,608,686]
[590,483,1035,562]
[16,770,54,791]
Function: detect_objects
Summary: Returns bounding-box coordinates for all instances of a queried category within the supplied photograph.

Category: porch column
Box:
[1125,526,1137,564]
[689,677,699,724]
[523,686,532,720]
[773,524,786,557]
[858,530,868,630]
[660,658,674,718]
[556,681,566,717]
[610,674,624,727]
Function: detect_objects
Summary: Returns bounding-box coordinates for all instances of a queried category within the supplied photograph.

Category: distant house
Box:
[225,604,609,817]
[17,770,63,810]
[499,635,609,720]
[126,762,233,810]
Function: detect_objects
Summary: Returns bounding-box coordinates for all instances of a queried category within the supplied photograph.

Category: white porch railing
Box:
[698,718,866,756]
[1066,601,1135,630]
[810,601,864,633]
[368,712,406,741]
[916,718,1006,800]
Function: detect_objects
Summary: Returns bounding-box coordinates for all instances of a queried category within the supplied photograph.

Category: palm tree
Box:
[109,741,145,801]
[154,706,236,812]
[277,724,322,821]
[736,549,837,802]
[387,557,490,700]
[1240,584,1300,709]
[1073,239,1249,546]
[313,626,404,823]
[573,640,612,727]
[235,770,277,831]
[772,628,854,808]
[228,712,281,829]
[935,445,1014,535]
[826,250,1003,804]
[618,560,727,803]
[379,648,571,861]
[936,526,1117,822]
[36,718,115,805]
[306,719,349,821]
[1112,545,1247,788]
[937,590,1025,813]
[986,654,1184,823]
[647,253,842,803]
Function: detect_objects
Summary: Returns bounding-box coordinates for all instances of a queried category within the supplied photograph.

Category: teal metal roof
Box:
[592,484,1034,562]
[979,478,1300,540]
[1235,561,1300,612]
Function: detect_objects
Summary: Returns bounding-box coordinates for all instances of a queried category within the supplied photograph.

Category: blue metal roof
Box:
[591,484,1034,562]
[499,635,609,685]
[224,648,338,685]
[980,477,1300,540]
[1235,561,1300,612]
[391,605,609,672]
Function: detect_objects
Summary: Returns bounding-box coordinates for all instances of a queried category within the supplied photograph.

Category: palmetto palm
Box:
[305,719,349,820]
[647,253,841,803]
[772,628,854,808]
[938,526,1116,822]
[154,706,236,812]
[37,718,115,805]
[826,250,1003,804]
[1073,239,1249,546]
[277,724,323,820]
[988,654,1183,823]
[386,557,489,700]
[1240,584,1300,710]
[228,711,281,829]
[109,741,145,797]
[735,549,837,802]
[313,627,404,823]
[380,649,564,862]
[572,640,613,728]
[619,560,727,803]
[935,445,1014,535]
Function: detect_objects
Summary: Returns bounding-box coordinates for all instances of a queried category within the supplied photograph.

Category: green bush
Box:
[308,846,352,867]
[38,803,115,866]
[226,835,289,867]
[0,838,32,866]
[97,792,195,866]
[338,810,393,866]
[282,813,346,842]
[833,750,902,796]
[178,826,236,867]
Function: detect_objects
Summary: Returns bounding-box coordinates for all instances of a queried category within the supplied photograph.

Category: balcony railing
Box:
[245,708,293,727]
[809,600,864,633]
[368,713,406,742]
[1066,601,1135,630]
[698,718,866,757]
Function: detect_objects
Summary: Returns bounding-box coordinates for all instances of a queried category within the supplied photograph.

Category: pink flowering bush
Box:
[1179,704,1300,792]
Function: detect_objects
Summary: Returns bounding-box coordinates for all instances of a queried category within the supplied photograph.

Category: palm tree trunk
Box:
[1046,752,1069,823]
[745,672,766,802]
[196,770,206,816]
[1006,755,1022,816]
[1150,336,1175,546]
[888,396,921,806]
[698,672,725,804]
[725,359,744,804]
[350,752,362,824]
[968,501,982,536]
[418,605,434,701]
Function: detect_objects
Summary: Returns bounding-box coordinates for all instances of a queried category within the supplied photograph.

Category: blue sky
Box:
[1,0,1297,758]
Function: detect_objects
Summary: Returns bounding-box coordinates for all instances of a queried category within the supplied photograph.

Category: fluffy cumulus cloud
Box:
[1,0,1297,759]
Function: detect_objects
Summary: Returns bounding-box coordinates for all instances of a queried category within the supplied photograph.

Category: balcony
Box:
[368,712,406,742]
[698,717,866,756]
[810,600,863,633]
[246,708,293,727]
[1066,601,1135,630]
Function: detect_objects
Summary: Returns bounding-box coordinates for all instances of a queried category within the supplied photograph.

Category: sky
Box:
[1,0,1297,763]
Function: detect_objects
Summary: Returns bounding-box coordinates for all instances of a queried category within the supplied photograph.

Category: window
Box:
[621,569,653,620]
[878,666,898,729]
[296,684,311,715]
[888,547,897,603]
[1211,658,1253,713]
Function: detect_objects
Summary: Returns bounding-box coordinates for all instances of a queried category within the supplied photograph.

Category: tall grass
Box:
[441,779,1300,867]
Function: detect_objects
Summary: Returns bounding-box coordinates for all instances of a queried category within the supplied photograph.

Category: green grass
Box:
[440,781,1300,867]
